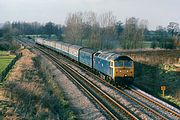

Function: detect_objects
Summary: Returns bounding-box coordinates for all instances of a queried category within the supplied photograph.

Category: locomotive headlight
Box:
[120,70,121,72]
[127,70,129,72]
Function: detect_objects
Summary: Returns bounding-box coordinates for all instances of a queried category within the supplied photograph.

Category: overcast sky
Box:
[0,0,179,30]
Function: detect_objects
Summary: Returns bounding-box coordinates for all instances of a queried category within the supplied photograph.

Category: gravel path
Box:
[41,56,107,120]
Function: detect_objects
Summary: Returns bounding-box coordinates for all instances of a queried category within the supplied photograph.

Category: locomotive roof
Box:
[95,51,133,61]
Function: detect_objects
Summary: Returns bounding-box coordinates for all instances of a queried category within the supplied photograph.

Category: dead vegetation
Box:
[119,50,180,65]
[123,50,180,106]
[0,49,75,120]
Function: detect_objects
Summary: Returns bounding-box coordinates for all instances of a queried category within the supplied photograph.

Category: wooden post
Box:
[161,86,166,97]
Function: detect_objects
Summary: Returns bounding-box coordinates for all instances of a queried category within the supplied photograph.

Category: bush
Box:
[151,41,159,48]
[0,42,11,50]
[0,40,20,51]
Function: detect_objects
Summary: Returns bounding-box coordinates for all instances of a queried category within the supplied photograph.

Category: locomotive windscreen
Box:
[114,60,133,67]
[115,61,123,67]
[124,61,133,67]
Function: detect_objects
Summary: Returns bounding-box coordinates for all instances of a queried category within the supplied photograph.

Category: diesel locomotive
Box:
[35,38,134,86]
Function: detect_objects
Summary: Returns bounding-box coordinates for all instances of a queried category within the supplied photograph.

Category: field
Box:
[142,41,152,48]
[0,51,10,55]
[0,51,15,73]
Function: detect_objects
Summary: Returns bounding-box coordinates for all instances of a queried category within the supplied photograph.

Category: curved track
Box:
[19,39,180,120]
[19,40,139,119]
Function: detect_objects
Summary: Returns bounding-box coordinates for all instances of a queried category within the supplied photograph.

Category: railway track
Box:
[19,39,180,120]
[19,40,139,119]
[41,44,179,119]
[37,46,140,119]
[126,86,180,119]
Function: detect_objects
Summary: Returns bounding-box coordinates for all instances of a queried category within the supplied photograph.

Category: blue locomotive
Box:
[35,38,134,86]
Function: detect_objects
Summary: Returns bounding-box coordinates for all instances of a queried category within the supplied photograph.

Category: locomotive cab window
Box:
[115,61,123,67]
[124,61,132,67]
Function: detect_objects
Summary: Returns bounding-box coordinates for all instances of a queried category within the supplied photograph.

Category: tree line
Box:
[0,21,63,39]
[64,12,148,50]
[0,21,64,50]
[0,11,180,50]
[64,12,179,49]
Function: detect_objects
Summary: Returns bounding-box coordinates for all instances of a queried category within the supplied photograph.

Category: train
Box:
[35,38,134,86]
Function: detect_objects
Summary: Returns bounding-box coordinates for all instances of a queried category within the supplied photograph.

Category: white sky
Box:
[0,0,179,30]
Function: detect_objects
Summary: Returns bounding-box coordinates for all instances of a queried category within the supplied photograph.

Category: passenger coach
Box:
[35,38,134,86]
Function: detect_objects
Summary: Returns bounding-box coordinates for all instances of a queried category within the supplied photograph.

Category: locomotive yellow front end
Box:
[111,56,134,86]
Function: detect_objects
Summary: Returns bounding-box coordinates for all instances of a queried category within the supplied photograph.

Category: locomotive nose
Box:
[115,68,133,77]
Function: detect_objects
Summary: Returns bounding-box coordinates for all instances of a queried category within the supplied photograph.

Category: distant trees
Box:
[64,11,118,49]
[0,30,3,37]
[81,11,100,49]
[155,26,173,49]
[167,22,179,36]
[115,21,123,37]
[2,22,13,41]
[98,12,117,49]
[44,22,63,40]
[149,22,180,49]
[0,21,64,50]
[64,13,150,50]
[11,21,63,40]
[11,22,43,35]
[0,22,20,50]
[121,17,148,49]
[1,12,179,50]
[64,12,83,44]
[167,22,180,48]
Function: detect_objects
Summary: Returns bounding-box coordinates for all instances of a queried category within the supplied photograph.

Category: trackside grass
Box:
[0,49,76,119]
[33,55,76,119]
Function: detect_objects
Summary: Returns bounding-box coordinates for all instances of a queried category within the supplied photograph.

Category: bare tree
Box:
[98,11,117,49]
[64,12,148,50]
[64,12,83,45]
[121,17,147,49]
[64,11,117,49]
[138,19,148,48]
[167,22,180,48]
[167,22,179,36]
[80,11,100,49]
[87,12,101,49]
[121,17,138,49]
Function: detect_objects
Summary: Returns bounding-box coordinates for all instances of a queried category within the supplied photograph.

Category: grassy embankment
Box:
[122,50,180,107]
[0,49,75,119]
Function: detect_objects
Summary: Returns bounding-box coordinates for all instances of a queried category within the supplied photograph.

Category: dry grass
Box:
[0,49,75,120]
[121,50,180,65]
